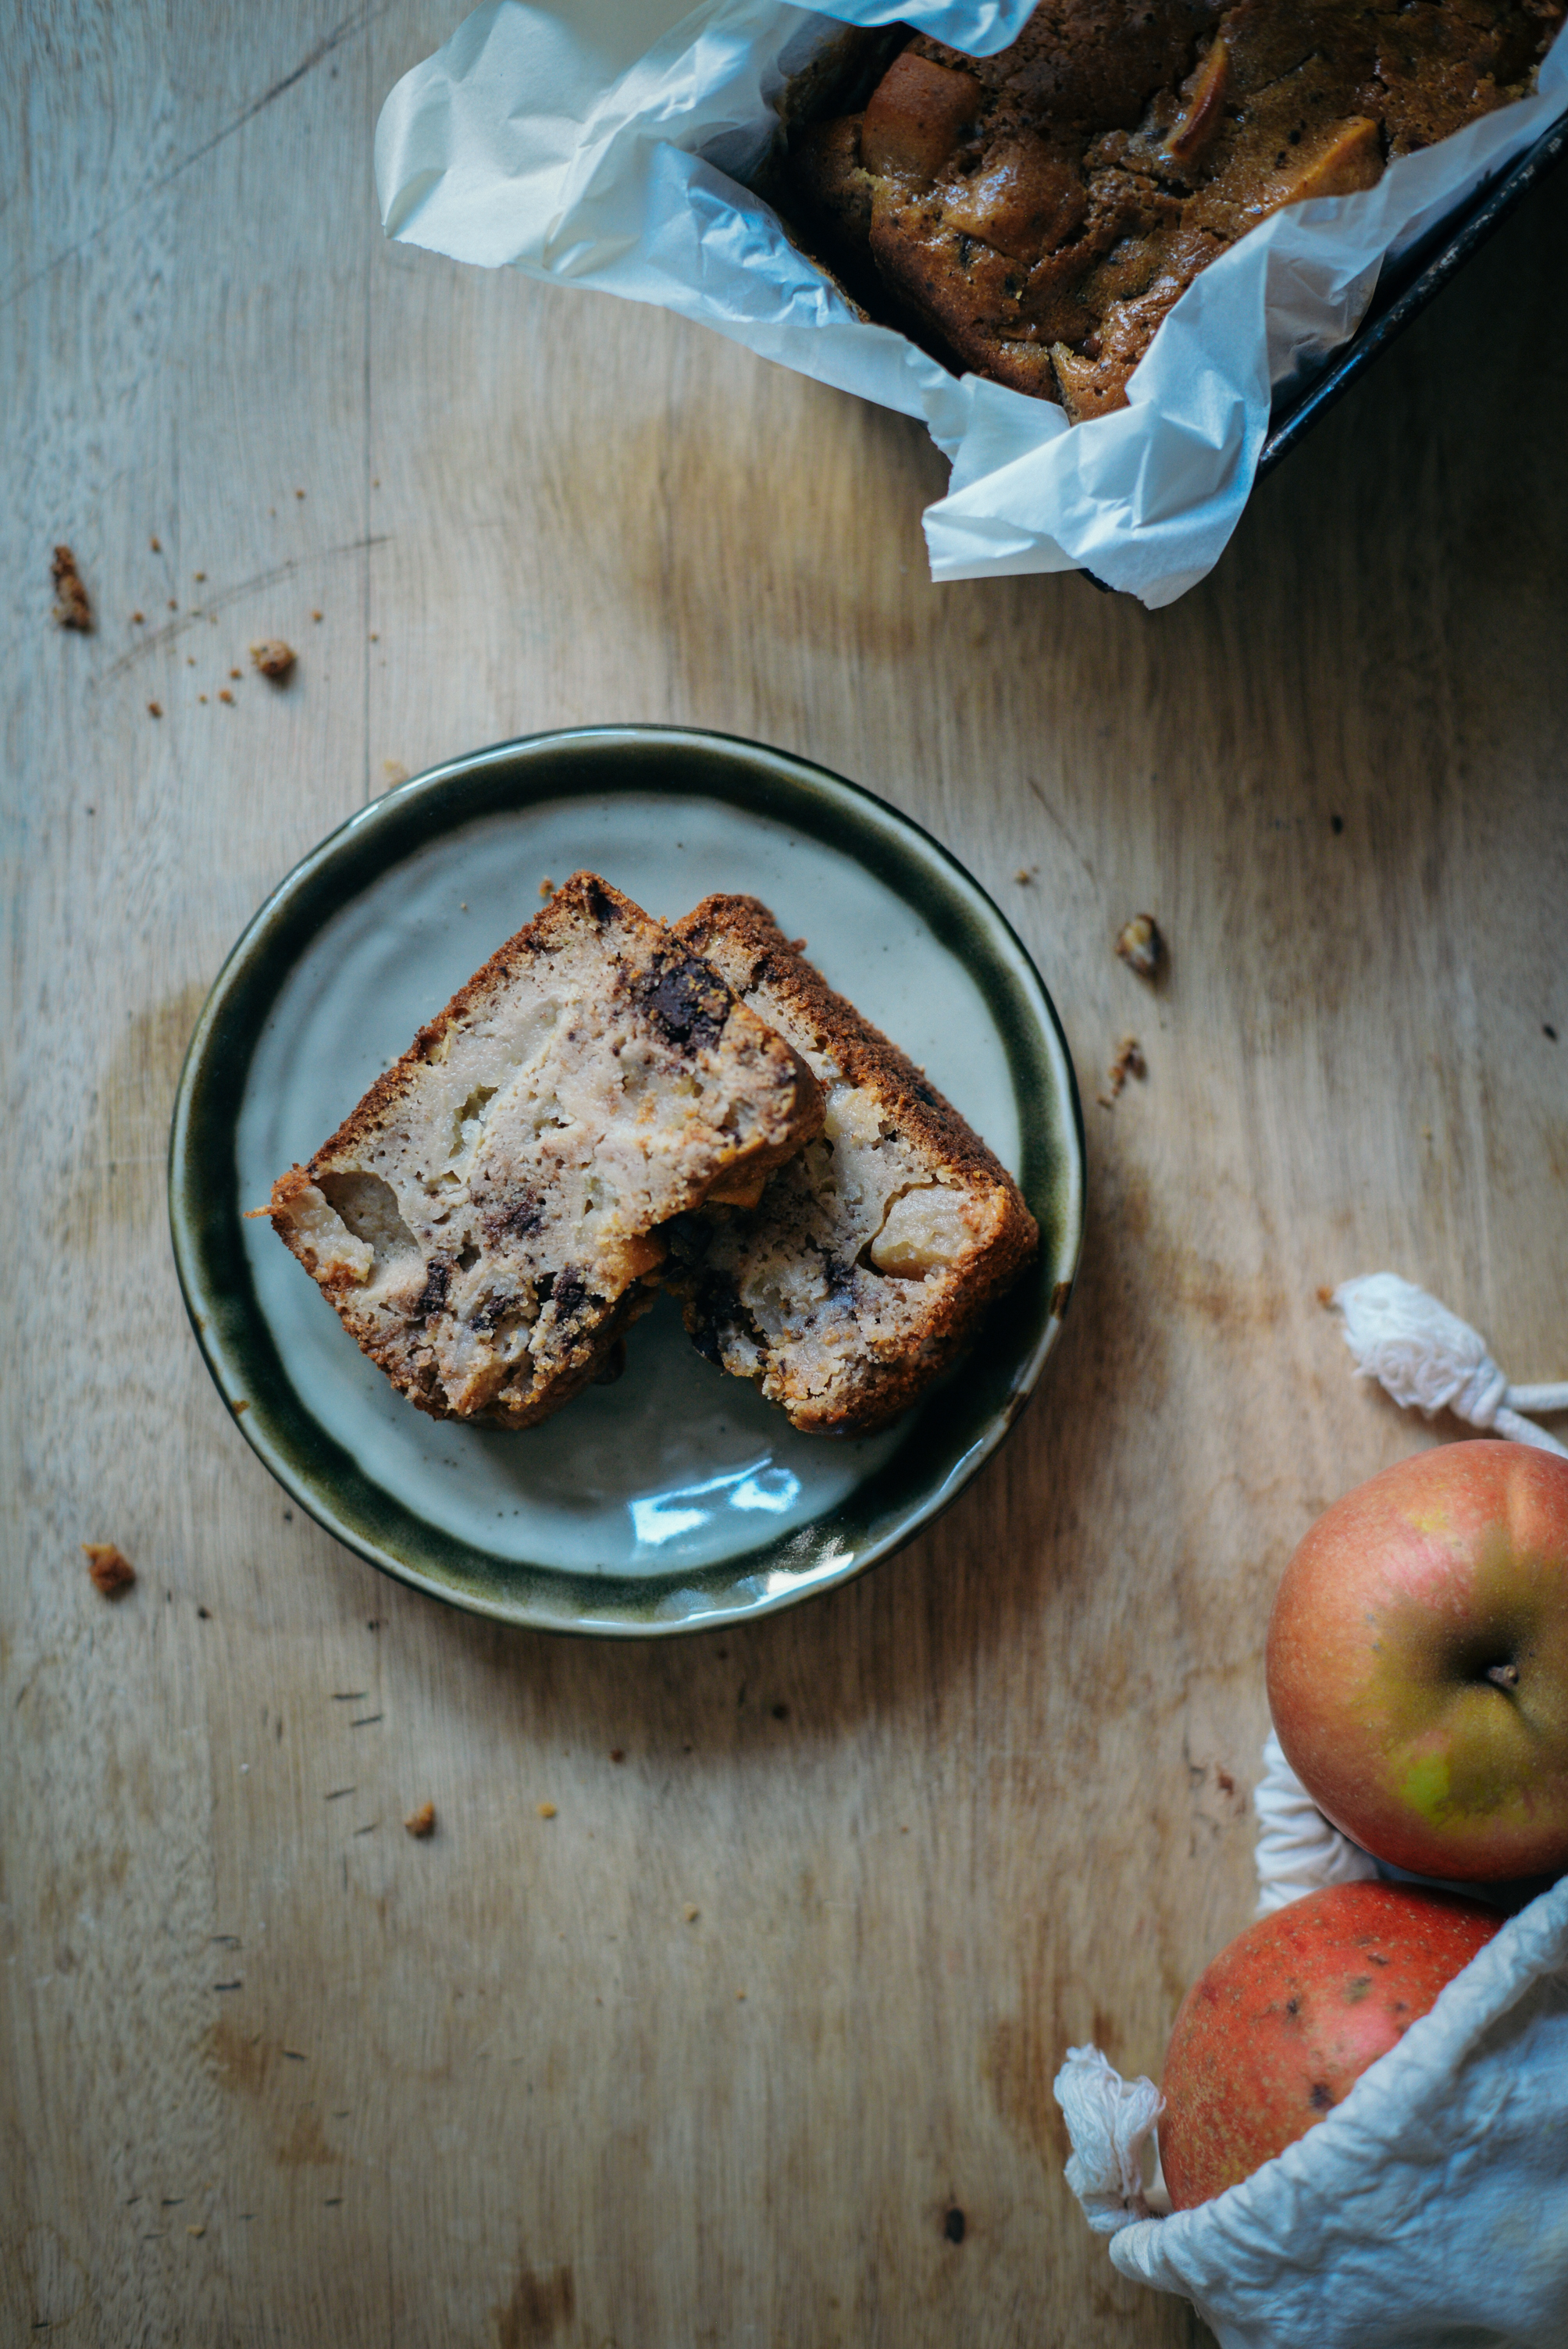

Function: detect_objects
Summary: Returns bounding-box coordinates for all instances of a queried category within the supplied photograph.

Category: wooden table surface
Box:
[7,5,1568,2341]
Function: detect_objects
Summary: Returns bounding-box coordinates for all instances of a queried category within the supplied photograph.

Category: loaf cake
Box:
[664,896,1039,1435]
[783,0,1562,420]
[265,874,824,1429]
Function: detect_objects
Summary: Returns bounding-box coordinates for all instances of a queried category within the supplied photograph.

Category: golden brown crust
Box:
[678,893,1022,1189]
[301,875,820,1210]
[266,874,824,1430]
[668,896,1038,1435]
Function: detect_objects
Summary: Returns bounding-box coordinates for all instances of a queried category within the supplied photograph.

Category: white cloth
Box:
[1053,1743,1568,2348]
[1057,2046,1164,2233]
[1335,1273,1568,1458]
[374,0,1568,607]
[1253,1729,1378,1916]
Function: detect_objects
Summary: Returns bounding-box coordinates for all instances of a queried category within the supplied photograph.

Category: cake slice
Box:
[665,896,1038,1435]
[265,873,824,1429]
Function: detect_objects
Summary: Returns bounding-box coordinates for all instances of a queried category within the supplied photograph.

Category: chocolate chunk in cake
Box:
[666,896,1038,1435]
[265,874,824,1429]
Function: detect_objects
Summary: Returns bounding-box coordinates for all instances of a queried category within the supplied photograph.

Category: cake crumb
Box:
[168,598,178,611]
[1014,868,1032,885]
[198,695,208,704]
[148,702,162,719]
[736,1989,746,2001]
[683,1904,700,1923]
[1316,1285,1335,1308]
[404,1801,437,1839]
[1096,1035,1146,1108]
[295,488,306,499]
[150,535,161,552]
[131,611,144,625]
[229,668,241,680]
[84,1542,136,1597]
[218,690,233,705]
[51,544,93,631]
[536,1801,558,1820]
[312,610,323,622]
[539,877,556,900]
[187,2224,205,2238]
[382,760,409,786]
[609,1748,625,1763]
[1116,914,1163,980]
[251,640,295,682]
[194,571,206,582]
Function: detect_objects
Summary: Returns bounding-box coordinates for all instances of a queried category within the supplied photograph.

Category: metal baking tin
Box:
[1259,109,1568,474]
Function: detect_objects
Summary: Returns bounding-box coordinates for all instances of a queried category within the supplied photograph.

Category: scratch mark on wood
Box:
[1,6,396,311]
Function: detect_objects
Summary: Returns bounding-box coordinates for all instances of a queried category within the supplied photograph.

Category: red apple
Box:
[1267,1442,1568,1880]
[1160,1880,1499,2208]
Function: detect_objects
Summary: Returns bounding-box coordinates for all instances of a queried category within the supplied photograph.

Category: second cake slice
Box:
[666,896,1039,1435]
[266,873,824,1428]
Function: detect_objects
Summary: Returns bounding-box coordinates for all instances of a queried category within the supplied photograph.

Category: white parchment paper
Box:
[376,0,1568,606]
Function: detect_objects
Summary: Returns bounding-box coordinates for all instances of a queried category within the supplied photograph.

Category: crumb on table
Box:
[539,877,556,900]
[83,1542,136,1597]
[51,544,92,631]
[1116,914,1164,980]
[404,1801,437,1839]
[250,639,295,682]
[1096,1034,1146,1108]
[536,1801,558,1820]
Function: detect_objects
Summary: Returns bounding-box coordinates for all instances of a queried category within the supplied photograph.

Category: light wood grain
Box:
[5,2,1568,2340]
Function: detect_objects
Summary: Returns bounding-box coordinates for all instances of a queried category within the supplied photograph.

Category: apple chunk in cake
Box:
[266,873,824,1428]
[665,896,1038,1435]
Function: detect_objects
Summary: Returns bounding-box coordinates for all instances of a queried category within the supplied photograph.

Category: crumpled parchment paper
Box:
[376,0,1568,606]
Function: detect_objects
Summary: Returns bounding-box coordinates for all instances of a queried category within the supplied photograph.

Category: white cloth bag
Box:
[1055,1738,1568,2349]
[375,0,1568,606]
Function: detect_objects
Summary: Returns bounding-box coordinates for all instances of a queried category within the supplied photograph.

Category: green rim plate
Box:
[169,726,1085,1636]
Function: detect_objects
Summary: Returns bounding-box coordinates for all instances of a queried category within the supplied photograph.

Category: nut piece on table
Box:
[83,1542,136,1597]
[404,1801,437,1839]
[250,638,296,682]
[52,544,92,631]
[1116,914,1164,980]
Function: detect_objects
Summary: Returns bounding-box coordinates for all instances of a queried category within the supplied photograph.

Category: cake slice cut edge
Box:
[265,872,825,1430]
[665,894,1039,1436]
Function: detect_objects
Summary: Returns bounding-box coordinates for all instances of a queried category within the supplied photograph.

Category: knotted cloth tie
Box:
[1332,1273,1568,1457]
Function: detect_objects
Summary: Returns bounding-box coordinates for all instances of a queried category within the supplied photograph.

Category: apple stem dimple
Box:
[1486,1662,1521,1691]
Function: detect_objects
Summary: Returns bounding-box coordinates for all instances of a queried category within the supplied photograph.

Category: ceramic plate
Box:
[170,728,1085,1636]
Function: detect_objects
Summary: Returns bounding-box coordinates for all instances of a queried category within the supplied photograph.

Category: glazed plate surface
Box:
[170,728,1085,1634]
